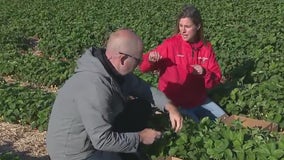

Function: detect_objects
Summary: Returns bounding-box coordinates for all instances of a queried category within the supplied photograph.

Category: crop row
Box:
[0,51,75,86]
[0,77,55,131]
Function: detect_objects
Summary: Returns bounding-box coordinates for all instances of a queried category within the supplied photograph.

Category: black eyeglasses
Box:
[119,52,142,64]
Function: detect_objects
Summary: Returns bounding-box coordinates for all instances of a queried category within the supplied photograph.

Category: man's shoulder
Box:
[60,72,111,95]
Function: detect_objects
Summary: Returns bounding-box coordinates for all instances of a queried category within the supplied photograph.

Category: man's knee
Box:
[113,99,153,132]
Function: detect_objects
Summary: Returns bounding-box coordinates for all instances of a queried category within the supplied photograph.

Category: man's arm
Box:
[122,74,183,132]
[77,75,140,152]
[164,102,183,132]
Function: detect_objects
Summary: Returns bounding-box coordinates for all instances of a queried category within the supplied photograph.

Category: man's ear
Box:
[121,55,128,65]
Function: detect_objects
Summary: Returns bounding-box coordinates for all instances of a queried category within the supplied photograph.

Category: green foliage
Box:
[145,118,284,160]
[0,51,76,86]
[0,152,20,160]
[0,80,54,131]
[219,79,284,128]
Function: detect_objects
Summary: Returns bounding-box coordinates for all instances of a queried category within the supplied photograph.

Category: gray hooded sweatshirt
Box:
[46,48,170,160]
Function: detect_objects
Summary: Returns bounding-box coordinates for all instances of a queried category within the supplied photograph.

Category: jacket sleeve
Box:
[203,44,222,89]
[139,41,169,73]
[122,74,170,111]
[76,76,140,153]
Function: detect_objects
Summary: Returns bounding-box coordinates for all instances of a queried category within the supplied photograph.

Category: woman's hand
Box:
[191,64,205,75]
[148,51,162,63]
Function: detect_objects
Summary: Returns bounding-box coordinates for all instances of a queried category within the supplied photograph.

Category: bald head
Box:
[106,28,143,58]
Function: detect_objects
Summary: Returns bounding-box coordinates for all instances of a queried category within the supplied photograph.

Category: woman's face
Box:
[179,17,199,42]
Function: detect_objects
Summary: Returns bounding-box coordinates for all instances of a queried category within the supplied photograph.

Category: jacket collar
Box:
[91,47,125,85]
[178,34,204,50]
[190,40,203,50]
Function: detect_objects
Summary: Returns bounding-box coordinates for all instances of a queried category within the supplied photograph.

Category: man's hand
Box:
[165,102,183,132]
[138,128,161,145]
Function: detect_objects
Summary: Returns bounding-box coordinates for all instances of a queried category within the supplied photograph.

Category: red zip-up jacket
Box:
[139,34,222,108]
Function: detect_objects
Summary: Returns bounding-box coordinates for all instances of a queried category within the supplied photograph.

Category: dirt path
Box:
[0,121,49,160]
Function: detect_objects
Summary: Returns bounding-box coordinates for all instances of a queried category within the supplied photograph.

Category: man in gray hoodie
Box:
[46,28,183,160]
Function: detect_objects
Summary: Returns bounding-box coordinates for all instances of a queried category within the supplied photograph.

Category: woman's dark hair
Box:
[174,4,205,42]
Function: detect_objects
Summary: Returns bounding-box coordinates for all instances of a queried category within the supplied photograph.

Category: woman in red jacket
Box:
[139,4,227,122]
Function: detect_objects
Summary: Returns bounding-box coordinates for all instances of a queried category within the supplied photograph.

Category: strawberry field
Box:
[0,0,283,159]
